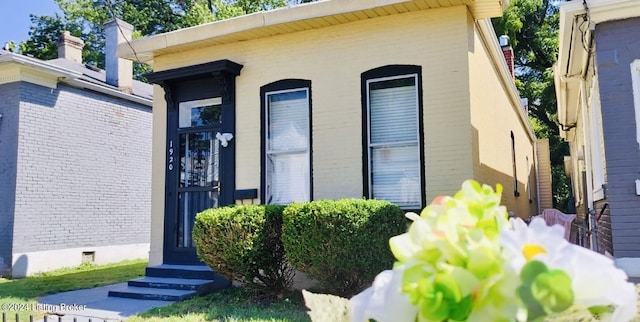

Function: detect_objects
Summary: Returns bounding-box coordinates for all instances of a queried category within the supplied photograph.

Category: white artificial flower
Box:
[500,217,637,321]
[500,217,571,271]
[562,245,637,322]
[348,269,418,322]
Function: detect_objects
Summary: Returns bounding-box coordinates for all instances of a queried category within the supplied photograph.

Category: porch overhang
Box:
[119,0,509,64]
[555,0,640,142]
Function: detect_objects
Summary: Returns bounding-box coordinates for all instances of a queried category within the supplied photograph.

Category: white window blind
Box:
[368,75,421,209]
[266,89,310,204]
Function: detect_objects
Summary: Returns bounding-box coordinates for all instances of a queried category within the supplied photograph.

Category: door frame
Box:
[147,60,243,264]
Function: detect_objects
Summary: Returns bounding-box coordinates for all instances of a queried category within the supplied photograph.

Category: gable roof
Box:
[0,50,152,106]
[119,0,509,64]
[555,0,640,140]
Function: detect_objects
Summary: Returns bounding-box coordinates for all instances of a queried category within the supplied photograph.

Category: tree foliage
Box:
[19,0,571,211]
[19,0,312,75]
[493,0,571,212]
[19,14,82,61]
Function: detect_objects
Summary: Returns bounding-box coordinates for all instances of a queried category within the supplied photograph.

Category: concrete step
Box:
[145,264,221,280]
[128,276,216,291]
[108,286,197,301]
[109,265,231,302]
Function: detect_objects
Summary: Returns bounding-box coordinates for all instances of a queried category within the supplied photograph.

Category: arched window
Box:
[260,79,312,204]
[362,65,425,210]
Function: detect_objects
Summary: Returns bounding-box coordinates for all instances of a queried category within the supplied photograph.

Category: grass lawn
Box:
[0,259,147,321]
[129,287,311,322]
[0,259,310,322]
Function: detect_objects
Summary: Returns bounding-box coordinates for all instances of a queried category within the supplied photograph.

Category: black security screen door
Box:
[165,97,231,263]
[147,60,243,264]
[176,100,221,250]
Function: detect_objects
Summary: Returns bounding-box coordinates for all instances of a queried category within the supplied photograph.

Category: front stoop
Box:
[108,265,231,301]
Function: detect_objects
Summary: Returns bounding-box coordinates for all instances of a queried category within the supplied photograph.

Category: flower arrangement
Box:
[303,180,638,322]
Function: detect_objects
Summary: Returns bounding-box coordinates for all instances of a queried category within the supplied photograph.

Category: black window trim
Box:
[260,79,313,204]
[511,131,520,197]
[361,65,426,211]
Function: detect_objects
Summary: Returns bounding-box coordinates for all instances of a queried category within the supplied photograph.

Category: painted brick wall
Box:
[468,19,538,218]
[146,6,475,264]
[536,139,553,210]
[594,198,613,255]
[594,17,640,257]
[154,5,474,200]
[11,82,152,254]
[0,82,20,275]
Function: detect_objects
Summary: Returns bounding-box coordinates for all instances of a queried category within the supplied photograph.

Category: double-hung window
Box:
[363,66,424,209]
[262,80,312,204]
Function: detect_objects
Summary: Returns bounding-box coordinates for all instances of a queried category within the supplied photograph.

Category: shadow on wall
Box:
[0,83,19,280]
[471,126,538,218]
[11,255,28,278]
[20,82,61,109]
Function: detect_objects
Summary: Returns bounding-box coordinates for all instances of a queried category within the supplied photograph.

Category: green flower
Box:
[389,180,518,321]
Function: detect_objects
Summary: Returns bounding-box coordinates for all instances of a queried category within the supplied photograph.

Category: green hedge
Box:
[282,199,407,297]
[192,204,293,295]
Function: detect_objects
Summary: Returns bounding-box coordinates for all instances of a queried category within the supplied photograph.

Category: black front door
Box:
[164,98,233,264]
[147,60,243,265]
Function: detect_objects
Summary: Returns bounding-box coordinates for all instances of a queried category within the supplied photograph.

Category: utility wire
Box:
[104,0,143,66]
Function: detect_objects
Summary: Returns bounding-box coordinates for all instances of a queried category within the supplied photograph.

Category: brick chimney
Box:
[500,35,515,79]
[104,19,133,93]
[57,31,84,63]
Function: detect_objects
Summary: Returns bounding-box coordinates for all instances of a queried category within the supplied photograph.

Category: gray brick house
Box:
[555,0,640,271]
[0,20,152,277]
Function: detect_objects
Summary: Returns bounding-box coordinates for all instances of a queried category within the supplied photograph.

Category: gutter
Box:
[1,51,152,107]
[119,0,509,63]
[63,78,152,107]
[0,52,83,79]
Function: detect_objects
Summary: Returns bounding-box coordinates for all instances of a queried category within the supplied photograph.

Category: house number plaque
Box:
[168,140,174,171]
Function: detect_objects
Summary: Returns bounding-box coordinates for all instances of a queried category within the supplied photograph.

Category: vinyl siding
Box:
[594,17,640,257]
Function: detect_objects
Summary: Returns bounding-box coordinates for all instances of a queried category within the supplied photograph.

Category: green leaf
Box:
[435,273,463,303]
[520,260,548,286]
[419,291,449,321]
[518,285,545,321]
[450,294,473,321]
[588,305,614,315]
[531,269,574,313]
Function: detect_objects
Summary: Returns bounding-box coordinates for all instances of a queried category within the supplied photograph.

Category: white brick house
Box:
[0,20,152,277]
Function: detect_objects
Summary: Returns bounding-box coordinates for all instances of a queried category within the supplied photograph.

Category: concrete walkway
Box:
[36,283,174,322]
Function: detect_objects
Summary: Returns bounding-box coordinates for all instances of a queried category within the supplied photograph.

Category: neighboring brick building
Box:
[0,20,152,277]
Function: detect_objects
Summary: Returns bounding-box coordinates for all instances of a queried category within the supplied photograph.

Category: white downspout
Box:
[579,78,599,251]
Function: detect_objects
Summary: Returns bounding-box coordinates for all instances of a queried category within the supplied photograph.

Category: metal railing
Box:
[571,219,588,247]
[1,312,123,322]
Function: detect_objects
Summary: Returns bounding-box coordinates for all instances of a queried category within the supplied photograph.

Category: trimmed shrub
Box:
[193,204,294,295]
[282,199,407,297]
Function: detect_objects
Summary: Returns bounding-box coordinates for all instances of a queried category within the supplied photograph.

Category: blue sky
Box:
[0,1,60,45]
